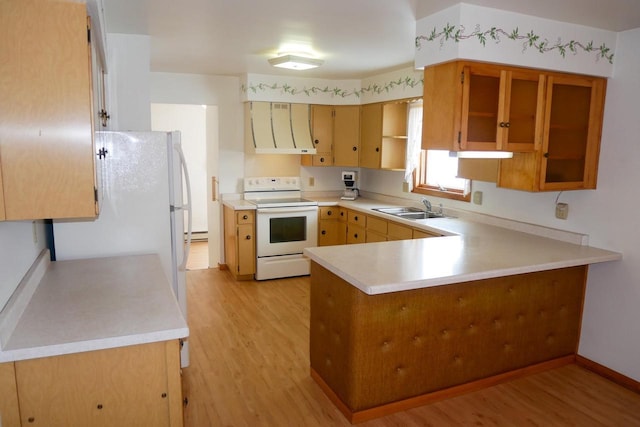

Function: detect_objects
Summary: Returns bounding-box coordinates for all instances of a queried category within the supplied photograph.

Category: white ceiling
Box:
[103,0,640,79]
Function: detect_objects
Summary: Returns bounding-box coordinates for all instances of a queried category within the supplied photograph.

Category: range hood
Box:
[244,102,317,154]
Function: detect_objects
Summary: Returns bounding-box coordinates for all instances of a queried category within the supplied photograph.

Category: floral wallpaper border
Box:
[416,23,614,64]
[241,75,423,99]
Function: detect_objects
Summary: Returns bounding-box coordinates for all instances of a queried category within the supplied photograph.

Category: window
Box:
[405,104,471,202]
[413,150,471,202]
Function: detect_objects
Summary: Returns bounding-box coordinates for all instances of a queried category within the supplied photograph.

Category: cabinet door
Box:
[539,75,606,190]
[0,0,96,220]
[333,106,360,167]
[319,220,346,246]
[237,223,255,276]
[501,70,545,152]
[15,342,174,427]
[462,64,540,152]
[360,103,383,168]
[346,224,366,244]
[308,105,334,166]
[223,205,238,274]
[387,223,413,241]
[461,65,502,150]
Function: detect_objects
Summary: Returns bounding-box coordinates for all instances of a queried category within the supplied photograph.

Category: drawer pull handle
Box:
[242,214,248,220]
[245,235,252,240]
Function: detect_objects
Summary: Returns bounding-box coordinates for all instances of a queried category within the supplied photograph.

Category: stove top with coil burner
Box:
[243,177,318,208]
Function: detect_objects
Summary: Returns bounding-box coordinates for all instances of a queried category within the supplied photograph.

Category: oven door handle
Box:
[257,206,318,214]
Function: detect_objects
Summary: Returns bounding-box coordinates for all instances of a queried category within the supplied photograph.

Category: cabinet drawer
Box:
[366,230,387,243]
[413,229,440,239]
[387,223,413,240]
[236,210,254,224]
[347,211,366,227]
[320,206,341,220]
[367,216,387,234]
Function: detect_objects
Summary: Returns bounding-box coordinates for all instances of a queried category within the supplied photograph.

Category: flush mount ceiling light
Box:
[454,151,514,159]
[268,54,323,70]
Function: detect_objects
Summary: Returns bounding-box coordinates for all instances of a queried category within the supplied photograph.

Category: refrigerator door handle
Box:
[174,141,193,271]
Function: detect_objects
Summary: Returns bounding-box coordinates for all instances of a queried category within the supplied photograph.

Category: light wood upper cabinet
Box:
[333,105,360,167]
[302,105,360,167]
[302,105,334,166]
[360,101,409,170]
[0,0,97,221]
[360,103,383,168]
[423,61,542,153]
[498,73,606,191]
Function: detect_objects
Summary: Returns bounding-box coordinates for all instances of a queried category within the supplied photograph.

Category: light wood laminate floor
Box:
[183,268,640,426]
[186,241,209,271]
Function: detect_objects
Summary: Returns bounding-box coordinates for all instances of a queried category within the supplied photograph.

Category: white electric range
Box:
[243,177,318,280]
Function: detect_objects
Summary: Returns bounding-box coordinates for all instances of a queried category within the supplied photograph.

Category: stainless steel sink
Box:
[373,207,445,220]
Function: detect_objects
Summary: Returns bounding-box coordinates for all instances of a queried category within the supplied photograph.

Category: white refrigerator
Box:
[53,131,192,366]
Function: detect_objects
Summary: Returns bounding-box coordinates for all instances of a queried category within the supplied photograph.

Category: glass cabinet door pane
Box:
[545,84,591,183]
[506,78,538,146]
[466,74,500,144]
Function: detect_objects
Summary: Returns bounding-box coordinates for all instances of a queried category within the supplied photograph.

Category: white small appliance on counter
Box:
[341,171,359,200]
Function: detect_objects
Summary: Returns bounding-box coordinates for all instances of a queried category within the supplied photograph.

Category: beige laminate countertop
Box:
[303,197,622,295]
[0,253,189,363]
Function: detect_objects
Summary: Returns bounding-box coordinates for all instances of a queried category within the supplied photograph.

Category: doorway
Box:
[151,103,220,269]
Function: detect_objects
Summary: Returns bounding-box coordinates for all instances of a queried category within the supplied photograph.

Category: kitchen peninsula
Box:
[303,205,621,423]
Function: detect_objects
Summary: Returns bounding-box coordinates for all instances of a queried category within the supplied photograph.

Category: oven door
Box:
[256,206,318,257]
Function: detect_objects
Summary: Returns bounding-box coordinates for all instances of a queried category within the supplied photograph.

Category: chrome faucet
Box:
[421,197,432,212]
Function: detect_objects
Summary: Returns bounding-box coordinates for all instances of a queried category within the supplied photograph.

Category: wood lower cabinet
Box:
[318,207,346,246]
[413,229,440,239]
[366,216,388,243]
[223,206,256,280]
[7,341,183,427]
[387,222,413,241]
[0,362,20,427]
[0,0,97,221]
[336,208,441,245]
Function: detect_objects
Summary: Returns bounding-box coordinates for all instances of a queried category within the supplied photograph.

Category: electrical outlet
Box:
[555,202,569,220]
[402,181,409,192]
[32,221,38,243]
[308,176,315,187]
[473,191,483,205]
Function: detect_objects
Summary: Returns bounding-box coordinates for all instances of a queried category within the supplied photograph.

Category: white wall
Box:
[107,34,151,131]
